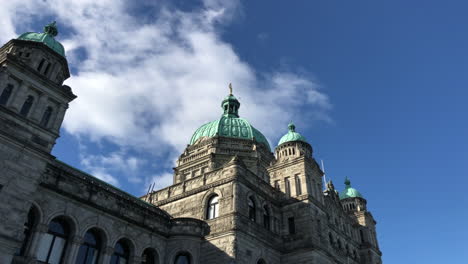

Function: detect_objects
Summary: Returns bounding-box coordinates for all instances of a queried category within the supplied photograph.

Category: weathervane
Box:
[229,83,233,95]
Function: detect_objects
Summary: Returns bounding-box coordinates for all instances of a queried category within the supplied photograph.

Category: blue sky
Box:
[2,0,467,263]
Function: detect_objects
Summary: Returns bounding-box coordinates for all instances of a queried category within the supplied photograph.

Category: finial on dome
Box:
[288,122,296,132]
[44,21,58,37]
[344,177,351,187]
[229,83,233,95]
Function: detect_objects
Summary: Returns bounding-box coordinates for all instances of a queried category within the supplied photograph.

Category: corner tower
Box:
[0,22,75,262]
[0,21,76,153]
[339,178,382,264]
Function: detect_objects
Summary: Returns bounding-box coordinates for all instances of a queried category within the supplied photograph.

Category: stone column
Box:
[100,246,114,264]
[9,80,27,111]
[65,235,83,263]
[31,93,48,122]
[52,104,67,132]
[28,223,48,259]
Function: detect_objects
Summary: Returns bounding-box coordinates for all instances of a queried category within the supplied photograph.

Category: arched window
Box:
[36,217,70,263]
[20,95,34,116]
[263,205,270,230]
[0,84,13,106]
[206,195,219,220]
[141,248,158,264]
[75,229,101,264]
[40,106,53,127]
[248,197,256,222]
[328,233,334,246]
[174,252,191,264]
[295,175,302,195]
[110,239,130,264]
[257,259,267,264]
[16,206,38,256]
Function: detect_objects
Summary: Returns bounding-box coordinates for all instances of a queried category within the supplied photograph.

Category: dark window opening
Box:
[295,175,302,195]
[110,239,130,264]
[19,52,23,57]
[248,197,256,222]
[44,63,51,75]
[16,207,37,256]
[0,84,13,105]
[20,96,34,116]
[142,248,158,264]
[360,229,365,243]
[37,59,45,72]
[40,106,53,127]
[285,177,291,197]
[76,229,101,264]
[288,217,295,234]
[174,252,191,264]
[263,206,270,230]
[26,53,30,57]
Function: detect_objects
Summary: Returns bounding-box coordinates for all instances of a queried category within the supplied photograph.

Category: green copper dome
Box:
[189,87,271,151]
[17,21,65,57]
[339,177,363,200]
[277,122,308,146]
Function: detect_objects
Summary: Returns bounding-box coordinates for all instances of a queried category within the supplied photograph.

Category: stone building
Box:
[0,23,382,264]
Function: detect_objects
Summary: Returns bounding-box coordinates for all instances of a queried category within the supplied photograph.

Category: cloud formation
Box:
[1,0,331,191]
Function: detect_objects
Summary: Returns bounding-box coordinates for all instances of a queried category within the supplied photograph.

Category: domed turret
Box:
[189,84,271,151]
[339,177,363,200]
[17,21,65,57]
[275,123,312,160]
[277,122,308,146]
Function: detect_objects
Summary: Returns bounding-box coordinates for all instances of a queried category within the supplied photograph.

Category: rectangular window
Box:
[288,217,295,234]
[274,180,280,190]
[285,177,291,197]
[295,175,302,195]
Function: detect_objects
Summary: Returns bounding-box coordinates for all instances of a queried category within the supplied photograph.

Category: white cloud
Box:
[1,0,332,190]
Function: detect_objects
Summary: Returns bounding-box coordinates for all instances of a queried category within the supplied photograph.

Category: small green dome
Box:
[189,89,271,151]
[339,177,363,200]
[277,122,308,146]
[17,21,65,57]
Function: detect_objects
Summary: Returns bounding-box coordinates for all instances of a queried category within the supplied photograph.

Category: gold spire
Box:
[229,83,233,95]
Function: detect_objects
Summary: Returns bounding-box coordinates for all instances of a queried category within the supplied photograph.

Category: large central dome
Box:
[189,88,271,151]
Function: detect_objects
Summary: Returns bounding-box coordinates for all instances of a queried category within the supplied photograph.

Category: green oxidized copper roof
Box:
[339,177,363,200]
[189,87,271,151]
[17,21,65,57]
[277,122,308,146]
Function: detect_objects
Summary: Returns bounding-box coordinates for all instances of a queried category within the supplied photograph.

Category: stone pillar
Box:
[52,104,67,132]
[65,235,83,263]
[100,246,114,264]
[10,80,28,111]
[31,93,48,122]
[28,223,48,259]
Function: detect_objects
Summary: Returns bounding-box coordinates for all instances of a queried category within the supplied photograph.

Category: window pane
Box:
[49,237,66,264]
[36,233,54,261]
[76,244,88,264]
[175,255,190,264]
[86,248,96,264]
[213,203,218,218]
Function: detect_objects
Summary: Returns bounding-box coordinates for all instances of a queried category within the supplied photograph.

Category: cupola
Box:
[189,84,271,151]
[17,21,65,57]
[275,123,312,160]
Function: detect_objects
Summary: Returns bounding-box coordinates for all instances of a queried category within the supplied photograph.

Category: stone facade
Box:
[0,28,382,264]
